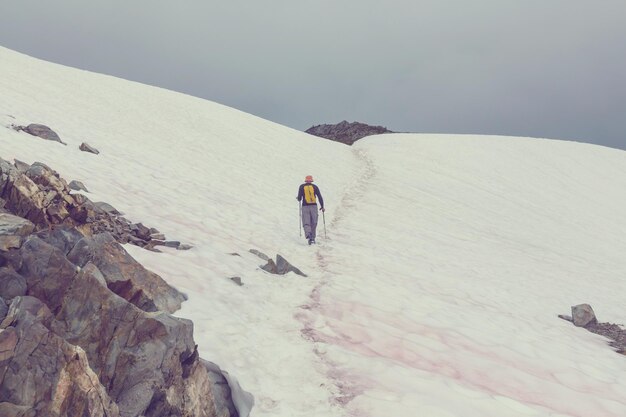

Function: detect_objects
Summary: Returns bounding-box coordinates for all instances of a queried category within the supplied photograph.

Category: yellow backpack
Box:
[303,184,316,204]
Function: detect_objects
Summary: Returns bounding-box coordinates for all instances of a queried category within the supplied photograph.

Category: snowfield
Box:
[1,46,626,417]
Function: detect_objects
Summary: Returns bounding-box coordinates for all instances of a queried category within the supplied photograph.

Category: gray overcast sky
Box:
[1,1,626,150]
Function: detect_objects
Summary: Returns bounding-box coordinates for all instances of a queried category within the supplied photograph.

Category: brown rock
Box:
[67,233,186,313]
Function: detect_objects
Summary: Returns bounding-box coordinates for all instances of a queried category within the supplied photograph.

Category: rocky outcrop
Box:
[0,221,244,417]
[306,120,394,145]
[13,123,66,145]
[0,157,248,416]
[0,157,190,251]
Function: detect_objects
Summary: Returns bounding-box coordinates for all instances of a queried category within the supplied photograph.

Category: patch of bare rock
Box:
[306,120,394,145]
[0,157,189,251]
[0,157,253,416]
[559,304,626,355]
[250,249,307,277]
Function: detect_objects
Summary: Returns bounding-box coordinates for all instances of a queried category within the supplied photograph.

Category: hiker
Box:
[297,175,325,245]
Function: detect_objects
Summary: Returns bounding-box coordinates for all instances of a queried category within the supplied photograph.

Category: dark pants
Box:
[301,205,318,239]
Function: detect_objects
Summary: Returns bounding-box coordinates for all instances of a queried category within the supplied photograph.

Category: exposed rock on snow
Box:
[0,157,191,251]
[561,304,625,355]
[249,248,269,261]
[14,123,66,144]
[306,120,394,145]
[0,203,245,417]
[229,276,244,286]
[259,253,307,277]
[79,142,99,154]
[572,303,598,327]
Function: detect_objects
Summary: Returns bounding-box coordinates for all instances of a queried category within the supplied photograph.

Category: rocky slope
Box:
[305,120,394,145]
[0,157,248,417]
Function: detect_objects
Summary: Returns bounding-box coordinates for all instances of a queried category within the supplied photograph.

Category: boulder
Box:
[20,124,65,144]
[67,233,186,314]
[35,225,85,256]
[0,214,35,251]
[79,142,100,154]
[12,159,30,173]
[69,180,89,192]
[572,304,597,327]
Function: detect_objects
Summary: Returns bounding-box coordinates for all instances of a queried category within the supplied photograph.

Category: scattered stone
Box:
[261,258,278,274]
[69,180,89,192]
[229,277,243,286]
[229,252,241,256]
[276,254,307,277]
[249,249,270,261]
[178,243,193,250]
[17,123,66,144]
[79,142,100,154]
[150,233,166,240]
[572,304,597,327]
[259,253,306,277]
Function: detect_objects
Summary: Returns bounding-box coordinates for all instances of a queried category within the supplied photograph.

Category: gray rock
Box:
[67,233,186,313]
[35,225,85,255]
[0,296,120,417]
[178,243,193,250]
[572,304,598,327]
[229,277,243,286]
[276,254,307,277]
[0,213,35,251]
[69,180,89,192]
[18,236,78,313]
[12,159,30,173]
[0,267,27,300]
[261,259,277,274]
[249,249,270,261]
[79,142,100,154]
[0,296,7,321]
[20,123,65,144]
[94,201,120,215]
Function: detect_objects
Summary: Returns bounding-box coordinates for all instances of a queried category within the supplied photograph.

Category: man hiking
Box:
[297,175,325,245]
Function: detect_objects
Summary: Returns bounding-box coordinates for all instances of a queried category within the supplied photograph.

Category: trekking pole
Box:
[322,210,327,239]
[298,201,302,237]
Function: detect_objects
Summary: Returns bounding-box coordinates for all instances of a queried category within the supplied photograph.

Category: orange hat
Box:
[305,175,314,182]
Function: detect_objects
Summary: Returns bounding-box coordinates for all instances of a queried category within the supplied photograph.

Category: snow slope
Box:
[1,46,626,417]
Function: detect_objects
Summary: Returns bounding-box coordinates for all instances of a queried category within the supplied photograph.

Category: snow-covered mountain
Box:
[1,46,626,417]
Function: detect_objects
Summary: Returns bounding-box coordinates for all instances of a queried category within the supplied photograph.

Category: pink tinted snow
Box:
[298,297,626,417]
